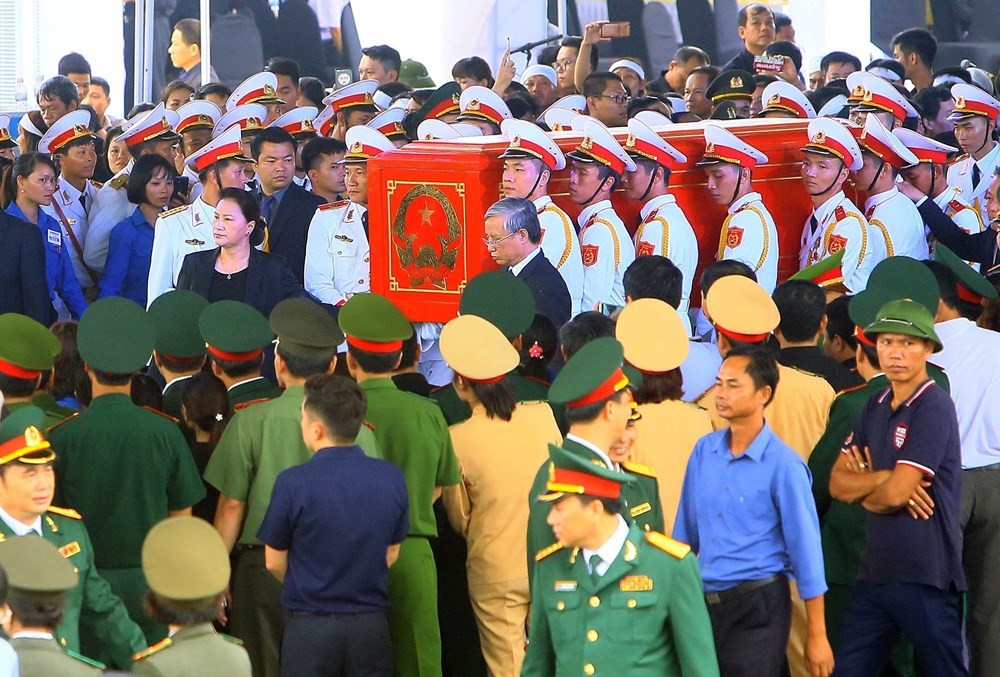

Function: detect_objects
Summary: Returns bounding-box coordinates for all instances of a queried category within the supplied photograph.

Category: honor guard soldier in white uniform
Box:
[175,100,221,204]
[304,125,391,306]
[849,73,916,130]
[214,104,268,193]
[697,123,780,292]
[322,80,382,140]
[896,127,985,263]
[415,120,482,141]
[147,125,254,306]
[85,103,181,274]
[622,118,698,327]
[455,86,512,136]
[38,110,102,294]
[369,108,409,148]
[498,118,585,316]
[800,117,875,292]
[853,114,927,260]
[268,106,318,188]
[945,83,1000,229]
[227,72,287,125]
[566,116,637,311]
[758,81,816,119]
[313,105,337,139]
[537,94,586,131]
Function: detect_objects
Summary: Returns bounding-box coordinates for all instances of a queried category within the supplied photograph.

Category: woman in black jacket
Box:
[176,187,307,317]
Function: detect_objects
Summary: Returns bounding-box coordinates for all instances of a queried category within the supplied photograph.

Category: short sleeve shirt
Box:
[258,446,409,614]
[848,380,966,591]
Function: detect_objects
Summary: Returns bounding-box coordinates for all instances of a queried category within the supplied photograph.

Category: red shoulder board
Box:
[636,240,655,257]
[234,398,270,410]
[949,199,965,213]
[642,208,659,224]
[362,421,376,432]
[725,226,744,249]
[143,406,179,423]
[834,206,847,221]
[581,243,599,267]
[525,375,552,387]
[837,381,867,396]
[318,200,350,212]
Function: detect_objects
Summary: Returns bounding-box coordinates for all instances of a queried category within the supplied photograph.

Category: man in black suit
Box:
[251,126,325,285]
[0,210,55,326]
[485,197,571,328]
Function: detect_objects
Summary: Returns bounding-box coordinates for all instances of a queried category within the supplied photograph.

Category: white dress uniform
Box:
[634,194,699,311]
[43,177,101,290]
[864,187,928,260]
[146,197,218,306]
[577,200,635,310]
[718,191,779,292]
[944,83,1000,228]
[304,200,371,305]
[933,186,985,267]
[84,160,134,273]
[534,195,584,317]
[800,191,875,292]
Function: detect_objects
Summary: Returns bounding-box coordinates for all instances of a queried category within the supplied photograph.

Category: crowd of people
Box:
[1,1,1000,676]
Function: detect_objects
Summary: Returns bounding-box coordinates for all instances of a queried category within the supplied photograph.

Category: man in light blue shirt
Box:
[675,344,833,677]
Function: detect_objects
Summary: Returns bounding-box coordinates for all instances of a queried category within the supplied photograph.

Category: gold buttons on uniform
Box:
[584,663,595,675]
[587,629,599,642]
[589,596,600,607]
[556,601,566,611]
[627,598,637,608]
[61,638,67,646]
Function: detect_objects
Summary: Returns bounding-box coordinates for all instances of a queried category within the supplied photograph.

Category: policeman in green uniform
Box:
[148,290,210,420]
[0,534,105,675]
[198,301,283,408]
[522,444,719,677]
[0,407,146,670]
[0,313,66,431]
[339,292,462,677]
[132,517,251,676]
[204,298,380,677]
[49,298,206,651]
[527,337,665,589]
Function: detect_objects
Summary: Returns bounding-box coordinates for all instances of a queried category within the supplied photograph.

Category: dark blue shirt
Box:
[98,207,155,307]
[6,203,87,319]
[850,380,966,591]
[674,421,827,599]
[258,445,409,614]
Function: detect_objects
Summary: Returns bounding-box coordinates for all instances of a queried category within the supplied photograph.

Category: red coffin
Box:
[368,117,819,322]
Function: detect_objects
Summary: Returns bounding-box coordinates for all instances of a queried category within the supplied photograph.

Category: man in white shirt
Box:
[945,83,1000,229]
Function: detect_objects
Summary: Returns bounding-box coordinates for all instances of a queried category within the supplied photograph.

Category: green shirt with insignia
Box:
[527,437,665,588]
[6,399,69,435]
[522,521,719,677]
[0,509,147,669]
[227,377,283,408]
[10,637,104,676]
[203,385,381,546]
[50,393,206,568]
[131,623,251,677]
[359,377,461,537]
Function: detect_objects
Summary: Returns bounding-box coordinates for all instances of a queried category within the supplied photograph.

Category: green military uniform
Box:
[203,298,379,677]
[149,291,210,420]
[0,313,65,430]
[522,444,719,677]
[5,400,68,434]
[198,300,283,408]
[49,298,206,651]
[132,517,252,676]
[0,522,106,676]
[340,293,462,677]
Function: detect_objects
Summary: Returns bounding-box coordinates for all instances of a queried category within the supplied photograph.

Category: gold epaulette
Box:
[220,633,243,646]
[89,178,104,189]
[621,461,657,478]
[318,199,350,211]
[159,204,189,219]
[535,541,564,562]
[133,637,172,661]
[47,506,82,520]
[65,649,105,669]
[234,398,270,411]
[645,531,692,559]
[46,412,78,434]
[836,382,868,396]
[109,173,130,190]
[143,406,180,423]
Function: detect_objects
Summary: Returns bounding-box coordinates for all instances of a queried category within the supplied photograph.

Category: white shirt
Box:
[0,507,42,537]
[565,434,614,470]
[864,186,928,260]
[227,376,267,392]
[534,195,584,317]
[146,196,218,307]
[946,142,1000,229]
[309,0,347,30]
[0,638,16,677]
[42,177,100,289]
[720,191,779,293]
[582,514,630,576]
[577,200,636,311]
[932,186,986,270]
[510,246,542,277]
[933,318,1000,468]
[634,193,699,314]
[304,200,371,305]
[84,159,135,273]
[800,190,875,292]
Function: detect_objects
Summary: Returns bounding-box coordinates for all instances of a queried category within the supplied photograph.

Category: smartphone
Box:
[506,37,511,52]
[334,68,353,89]
[173,175,190,197]
[600,21,631,38]
[753,55,785,73]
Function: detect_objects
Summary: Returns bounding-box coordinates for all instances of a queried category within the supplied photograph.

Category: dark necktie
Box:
[589,553,602,582]
[261,195,277,223]
[973,164,982,191]
[809,215,819,235]
[361,211,369,237]
[79,193,87,215]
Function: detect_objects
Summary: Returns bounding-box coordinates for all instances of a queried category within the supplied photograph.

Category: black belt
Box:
[965,462,1000,472]
[705,574,784,605]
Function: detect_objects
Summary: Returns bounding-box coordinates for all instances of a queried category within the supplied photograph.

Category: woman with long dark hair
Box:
[180,372,232,523]
[175,187,306,316]
[1,152,88,320]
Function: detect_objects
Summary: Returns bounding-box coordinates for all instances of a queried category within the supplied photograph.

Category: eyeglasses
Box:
[597,94,631,106]
[553,59,576,72]
[482,231,518,247]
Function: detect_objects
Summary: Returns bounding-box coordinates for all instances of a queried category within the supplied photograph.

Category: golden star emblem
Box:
[418,201,435,226]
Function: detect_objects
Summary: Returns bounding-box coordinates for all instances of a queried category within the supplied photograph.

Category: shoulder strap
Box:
[542,204,575,269]
[868,218,894,256]
[592,218,621,268]
[49,200,99,287]
[645,531,692,559]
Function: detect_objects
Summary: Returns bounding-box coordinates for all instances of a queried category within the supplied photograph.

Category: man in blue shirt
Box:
[675,344,833,677]
[259,373,409,677]
[830,299,967,676]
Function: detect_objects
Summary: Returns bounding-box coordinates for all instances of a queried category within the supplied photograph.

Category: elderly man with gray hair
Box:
[483,197,572,328]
